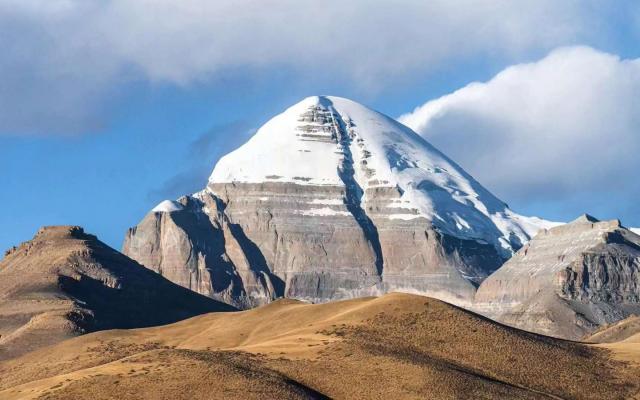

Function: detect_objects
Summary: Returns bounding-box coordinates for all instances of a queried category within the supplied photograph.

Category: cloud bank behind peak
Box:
[399,46,640,222]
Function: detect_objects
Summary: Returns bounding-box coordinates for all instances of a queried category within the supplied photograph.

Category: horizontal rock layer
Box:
[124,184,505,309]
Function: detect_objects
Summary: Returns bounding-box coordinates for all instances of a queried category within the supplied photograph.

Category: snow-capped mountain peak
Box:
[128,95,560,309]
[209,95,556,256]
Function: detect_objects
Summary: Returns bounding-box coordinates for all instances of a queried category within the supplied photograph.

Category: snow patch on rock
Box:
[301,207,351,217]
[152,200,184,213]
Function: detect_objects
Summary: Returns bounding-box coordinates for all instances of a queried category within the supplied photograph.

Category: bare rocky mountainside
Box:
[475,215,640,340]
[0,226,234,360]
[124,96,555,309]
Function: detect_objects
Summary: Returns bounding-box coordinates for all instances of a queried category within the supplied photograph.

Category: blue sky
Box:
[1,1,639,252]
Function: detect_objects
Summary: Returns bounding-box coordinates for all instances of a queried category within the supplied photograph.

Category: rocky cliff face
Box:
[124,96,554,309]
[0,226,234,360]
[124,194,283,309]
[474,215,640,340]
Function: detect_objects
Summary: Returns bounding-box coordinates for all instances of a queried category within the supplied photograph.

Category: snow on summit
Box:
[210,96,344,186]
[152,200,184,213]
[209,95,557,255]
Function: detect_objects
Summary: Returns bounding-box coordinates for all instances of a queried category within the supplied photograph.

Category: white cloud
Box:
[0,0,620,134]
[399,46,640,220]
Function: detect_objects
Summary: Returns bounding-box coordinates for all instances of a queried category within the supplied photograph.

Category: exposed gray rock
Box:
[123,188,495,308]
[474,214,640,340]
[124,96,553,309]
[123,194,280,309]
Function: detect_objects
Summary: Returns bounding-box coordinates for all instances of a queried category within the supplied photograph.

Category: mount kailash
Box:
[124,96,557,309]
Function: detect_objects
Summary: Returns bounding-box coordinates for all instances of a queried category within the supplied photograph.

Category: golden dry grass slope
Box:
[0,293,639,400]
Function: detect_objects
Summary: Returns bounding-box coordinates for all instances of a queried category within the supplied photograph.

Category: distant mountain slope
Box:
[124,96,555,309]
[475,215,640,340]
[0,226,235,360]
[0,293,636,399]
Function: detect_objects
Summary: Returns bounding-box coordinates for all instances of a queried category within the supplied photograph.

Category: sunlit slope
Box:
[0,293,637,399]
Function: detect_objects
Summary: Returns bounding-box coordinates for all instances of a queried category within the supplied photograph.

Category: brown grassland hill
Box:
[0,226,234,361]
[0,292,639,399]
